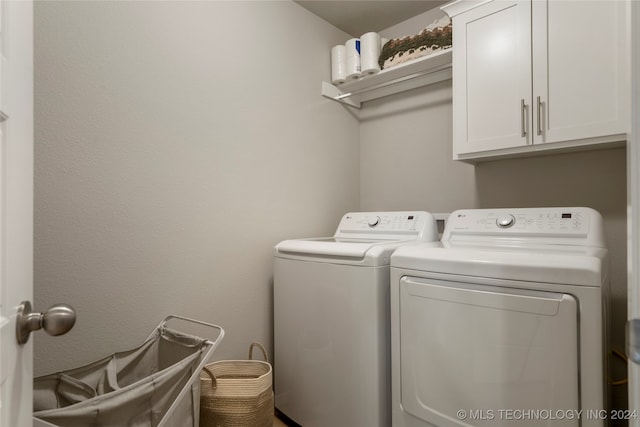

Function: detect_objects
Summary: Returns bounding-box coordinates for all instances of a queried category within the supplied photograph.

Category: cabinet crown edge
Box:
[441,0,494,18]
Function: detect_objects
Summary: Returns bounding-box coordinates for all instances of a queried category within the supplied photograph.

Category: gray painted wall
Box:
[34,1,359,374]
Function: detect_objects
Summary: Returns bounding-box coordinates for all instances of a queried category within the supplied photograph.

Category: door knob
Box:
[16,300,76,345]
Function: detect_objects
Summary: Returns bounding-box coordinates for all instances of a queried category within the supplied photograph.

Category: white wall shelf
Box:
[322,49,452,108]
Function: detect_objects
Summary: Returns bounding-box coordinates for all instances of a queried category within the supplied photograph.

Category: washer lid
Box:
[391,244,608,287]
[275,238,380,259]
[275,238,437,266]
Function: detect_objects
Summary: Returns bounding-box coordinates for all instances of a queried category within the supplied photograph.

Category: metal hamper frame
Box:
[33,315,224,427]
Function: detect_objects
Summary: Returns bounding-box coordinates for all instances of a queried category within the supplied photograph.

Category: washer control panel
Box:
[340,213,422,232]
[335,211,438,241]
[449,208,589,234]
[442,207,607,247]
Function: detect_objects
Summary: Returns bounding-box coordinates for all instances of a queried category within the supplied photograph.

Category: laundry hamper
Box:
[33,315,224,427]
[199,342,273,427]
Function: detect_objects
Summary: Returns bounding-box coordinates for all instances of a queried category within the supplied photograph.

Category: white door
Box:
[628,0,640,424]
[0,0,34,426]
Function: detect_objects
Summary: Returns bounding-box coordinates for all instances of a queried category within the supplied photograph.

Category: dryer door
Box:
[399,277,579,427]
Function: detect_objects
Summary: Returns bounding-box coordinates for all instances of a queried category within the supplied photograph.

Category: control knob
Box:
[496,214,516,228]
[368,216,381,227]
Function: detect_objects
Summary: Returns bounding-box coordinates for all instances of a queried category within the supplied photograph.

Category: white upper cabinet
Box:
[532,1,628,145]
[449,1,532,154]
[444,0,629,162]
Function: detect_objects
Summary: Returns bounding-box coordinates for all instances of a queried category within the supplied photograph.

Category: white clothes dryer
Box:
[390,207,609,427]
[274,211,439,427]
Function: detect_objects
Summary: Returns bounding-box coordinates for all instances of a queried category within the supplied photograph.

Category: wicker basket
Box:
[199,342,274,427]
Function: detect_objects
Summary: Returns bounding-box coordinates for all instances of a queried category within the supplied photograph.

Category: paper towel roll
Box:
[360,32,381,75]
[331,45,346,85]
[345,38,361,80]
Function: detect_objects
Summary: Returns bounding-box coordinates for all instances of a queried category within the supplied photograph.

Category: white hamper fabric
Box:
[34,326,214,427]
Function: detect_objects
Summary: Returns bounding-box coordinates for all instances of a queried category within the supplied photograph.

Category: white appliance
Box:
[390,207,609,427]
[274,211,439,427]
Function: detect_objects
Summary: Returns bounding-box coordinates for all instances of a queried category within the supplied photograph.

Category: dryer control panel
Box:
[444,207,606,247]
[335,211,438,241]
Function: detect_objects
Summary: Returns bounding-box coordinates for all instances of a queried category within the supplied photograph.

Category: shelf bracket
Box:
[321,81,361,109]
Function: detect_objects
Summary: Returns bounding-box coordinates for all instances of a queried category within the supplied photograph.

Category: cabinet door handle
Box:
[521,99,527,138]
[536,96,542,136]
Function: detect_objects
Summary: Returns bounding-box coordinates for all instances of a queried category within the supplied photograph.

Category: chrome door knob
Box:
[16,300,76,345]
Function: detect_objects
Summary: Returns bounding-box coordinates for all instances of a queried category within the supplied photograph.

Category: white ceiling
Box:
[294,0,449,37]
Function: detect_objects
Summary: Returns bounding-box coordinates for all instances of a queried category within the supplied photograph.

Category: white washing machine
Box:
[390,207,609,427]
[274,211,439,427]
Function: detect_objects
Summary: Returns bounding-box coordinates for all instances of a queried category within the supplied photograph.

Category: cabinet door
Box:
[532,0,629,144]
[453,1,532,157]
